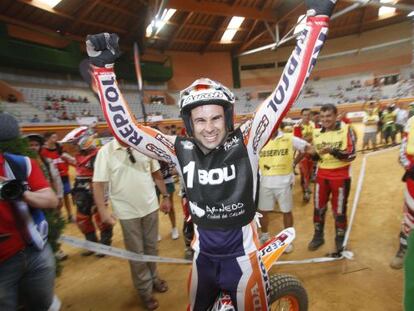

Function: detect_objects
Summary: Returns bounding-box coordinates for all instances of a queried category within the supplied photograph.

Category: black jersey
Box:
[175,129,255,229]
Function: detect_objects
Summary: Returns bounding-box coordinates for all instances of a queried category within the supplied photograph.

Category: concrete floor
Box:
[55,124,405,310]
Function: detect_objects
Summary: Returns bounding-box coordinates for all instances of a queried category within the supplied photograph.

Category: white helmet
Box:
[59,126,96,150]
[179,78,235,136]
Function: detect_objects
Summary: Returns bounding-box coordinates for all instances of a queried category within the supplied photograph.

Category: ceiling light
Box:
[146,9,176,37]
[36,0,62,8]
[220,16,245,43]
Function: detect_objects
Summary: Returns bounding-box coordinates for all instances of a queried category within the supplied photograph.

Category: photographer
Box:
[0,113,59,311]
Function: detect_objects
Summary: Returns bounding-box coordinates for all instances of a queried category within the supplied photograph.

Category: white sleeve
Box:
[292,136,309,153]
[93,147,110,182]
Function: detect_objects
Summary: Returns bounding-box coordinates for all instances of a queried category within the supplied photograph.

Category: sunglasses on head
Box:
[126,147,136,164]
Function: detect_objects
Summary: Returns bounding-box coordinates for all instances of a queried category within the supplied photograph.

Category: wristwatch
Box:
[162,194,170,199]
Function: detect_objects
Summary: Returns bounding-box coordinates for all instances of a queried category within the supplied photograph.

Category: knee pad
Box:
[73,189,94,215]
[335,214,347,224]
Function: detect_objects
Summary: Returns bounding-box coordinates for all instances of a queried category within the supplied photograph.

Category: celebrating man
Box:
[86,0,336,309]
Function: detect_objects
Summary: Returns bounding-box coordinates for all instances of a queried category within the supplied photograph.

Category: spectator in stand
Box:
[395,102,408,141]
[41,132,75,223]
[362,107,379,151]
[31,114,40,123]
[44,113,54,123]
[60,111,69,121]
[52,102,60,111]
[7,94,17,103]
[0,113,60,311]
[70,113,78,121]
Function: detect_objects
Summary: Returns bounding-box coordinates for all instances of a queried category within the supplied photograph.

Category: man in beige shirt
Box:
[93,139,171,310]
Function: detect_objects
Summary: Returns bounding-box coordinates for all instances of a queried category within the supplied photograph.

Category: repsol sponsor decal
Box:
[267,29,327,114]
[183,91,225,105]
[259,255,271,302]
[253,115,269,153]
[101,77,143,146]
[155,134,174,150]
[146,143,173,163]
[259,239,284,258]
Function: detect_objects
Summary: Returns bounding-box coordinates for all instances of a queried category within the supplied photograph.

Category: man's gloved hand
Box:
[305,0,337,17]
[86,33,120,68]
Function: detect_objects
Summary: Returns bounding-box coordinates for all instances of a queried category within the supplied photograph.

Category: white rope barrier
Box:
[59,146,399,266]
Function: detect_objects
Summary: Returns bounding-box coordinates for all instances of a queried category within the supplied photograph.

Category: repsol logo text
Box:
[267,30,327,114]
[101,77,143,146]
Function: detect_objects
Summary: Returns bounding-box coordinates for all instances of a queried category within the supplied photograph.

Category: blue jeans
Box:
[0,244,55,311]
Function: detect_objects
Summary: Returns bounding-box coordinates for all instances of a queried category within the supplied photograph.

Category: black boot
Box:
[335,228,346,253]
[308,224,324,251]
[100,227,113,246]
[81,232,98,256]
[390,232,408,269]
[96,227,113,258]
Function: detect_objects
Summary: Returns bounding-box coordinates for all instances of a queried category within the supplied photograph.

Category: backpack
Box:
[4,153,48,250]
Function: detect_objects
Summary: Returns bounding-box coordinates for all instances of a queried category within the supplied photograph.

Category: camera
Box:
[0,180,25,201]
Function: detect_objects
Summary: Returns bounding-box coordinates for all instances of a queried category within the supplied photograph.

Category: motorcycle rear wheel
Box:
[268,274,308,311]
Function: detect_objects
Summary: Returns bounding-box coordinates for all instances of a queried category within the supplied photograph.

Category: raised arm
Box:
[86,34,179,169]
[243,0,336,158]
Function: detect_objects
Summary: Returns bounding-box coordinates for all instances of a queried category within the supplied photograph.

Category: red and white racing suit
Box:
[92,15,330,311]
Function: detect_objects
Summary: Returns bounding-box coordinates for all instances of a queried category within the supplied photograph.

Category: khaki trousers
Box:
[120,210,159,299]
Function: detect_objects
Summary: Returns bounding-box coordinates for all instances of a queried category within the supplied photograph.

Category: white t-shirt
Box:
[93,139,160,219]
[260,132,309,188]
[396,108,408,125]
[363,114,379,133]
